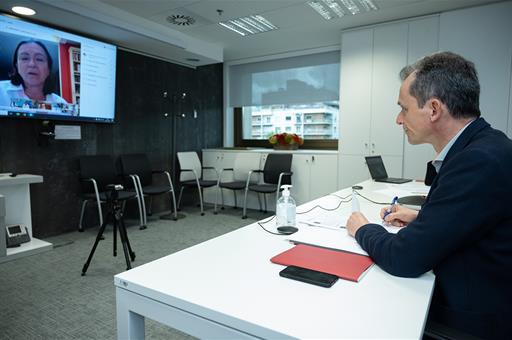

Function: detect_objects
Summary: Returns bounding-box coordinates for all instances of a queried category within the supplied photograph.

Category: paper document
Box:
[299,213,345,230]
[375,182,430,199]
[288,226,368,255]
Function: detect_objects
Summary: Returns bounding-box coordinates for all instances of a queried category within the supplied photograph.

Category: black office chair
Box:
[242,153,293,219]
[176,151,218,216]
[118,154,178,228]
[214,153,261,215]
[78,155,144,231]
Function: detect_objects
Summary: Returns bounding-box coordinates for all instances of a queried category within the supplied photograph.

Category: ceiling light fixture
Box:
[308,0,377,20]
[308,1,332,20]
[12,6,36,16]
[340,0,360,15]
[322,0,345,18]
[219,15,278,36]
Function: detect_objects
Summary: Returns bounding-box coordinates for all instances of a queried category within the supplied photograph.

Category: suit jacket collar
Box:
[426,117,488,195]
[443,117,488,165]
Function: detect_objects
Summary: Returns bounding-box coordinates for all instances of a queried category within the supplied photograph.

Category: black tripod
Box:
[82,184,136,276]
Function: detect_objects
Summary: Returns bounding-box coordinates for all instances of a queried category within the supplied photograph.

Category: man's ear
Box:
[428,98,443,122]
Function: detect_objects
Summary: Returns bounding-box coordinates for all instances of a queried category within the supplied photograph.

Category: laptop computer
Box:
[365,155,412,184]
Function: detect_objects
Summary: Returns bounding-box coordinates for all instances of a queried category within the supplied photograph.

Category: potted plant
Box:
[268,132,304,150]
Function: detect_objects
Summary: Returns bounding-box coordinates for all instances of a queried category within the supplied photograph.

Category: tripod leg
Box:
[116,219,132,270]
[82,212,111,276]
[119,217,136,261]
[113,218,117,257]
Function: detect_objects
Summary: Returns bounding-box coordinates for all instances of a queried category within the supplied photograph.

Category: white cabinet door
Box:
[291,154,338,205]
[339,28,373,156]
[403,16,439,180]
[202,151,236,205]
[309,154,338,200]
[290,154,311,205]
[339,154,369,189]
[381,155,404,179]
[370,23,407,157]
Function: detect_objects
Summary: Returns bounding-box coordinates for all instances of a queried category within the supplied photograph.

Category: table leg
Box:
[116,288,145,340]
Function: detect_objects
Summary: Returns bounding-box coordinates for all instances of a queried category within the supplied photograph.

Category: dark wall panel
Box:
[0,50,223,237]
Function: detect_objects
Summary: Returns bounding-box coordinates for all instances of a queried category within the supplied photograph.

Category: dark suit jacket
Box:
[355,118,512,339]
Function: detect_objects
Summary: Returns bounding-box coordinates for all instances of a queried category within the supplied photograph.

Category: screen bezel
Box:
[0,12,117,124]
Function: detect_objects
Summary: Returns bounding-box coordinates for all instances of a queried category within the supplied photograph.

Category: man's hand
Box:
[380,205,418,227]
[346,212,369,237]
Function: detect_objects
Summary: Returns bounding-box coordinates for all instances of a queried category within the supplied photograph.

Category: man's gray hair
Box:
[399,51,481,119]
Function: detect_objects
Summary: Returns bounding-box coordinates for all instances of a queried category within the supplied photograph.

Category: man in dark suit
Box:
[346,52,512,339]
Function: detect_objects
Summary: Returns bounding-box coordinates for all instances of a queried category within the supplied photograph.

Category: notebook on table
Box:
[271,244,374,282]
[365,155,412,184]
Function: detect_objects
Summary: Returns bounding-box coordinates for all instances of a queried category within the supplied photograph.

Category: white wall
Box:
[439,1,512,134]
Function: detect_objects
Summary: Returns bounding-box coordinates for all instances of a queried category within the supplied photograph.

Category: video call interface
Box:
[0,15,117,122]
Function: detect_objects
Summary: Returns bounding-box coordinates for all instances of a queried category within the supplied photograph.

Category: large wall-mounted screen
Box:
[0,14,117,123]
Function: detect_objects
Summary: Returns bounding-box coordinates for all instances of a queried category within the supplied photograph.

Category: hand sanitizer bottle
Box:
[276,185,296,228]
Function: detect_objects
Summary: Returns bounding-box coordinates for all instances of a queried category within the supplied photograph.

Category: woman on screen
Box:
[0,40,68,107]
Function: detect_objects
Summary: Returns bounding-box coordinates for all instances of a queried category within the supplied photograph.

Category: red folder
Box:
[271,244,374,282]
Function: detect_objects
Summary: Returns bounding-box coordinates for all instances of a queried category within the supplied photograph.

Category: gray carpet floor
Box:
[0,205,271,340]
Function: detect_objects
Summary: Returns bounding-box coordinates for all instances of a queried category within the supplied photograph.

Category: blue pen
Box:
[383,196,398,220]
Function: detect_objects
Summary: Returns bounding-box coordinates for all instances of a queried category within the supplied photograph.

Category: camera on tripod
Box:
[82,183,136,276]
[104,184,124,201]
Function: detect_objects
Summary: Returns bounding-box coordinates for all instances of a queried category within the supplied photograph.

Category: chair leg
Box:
[264,194,268,213]
[234,191,238,209]
[96,197,104,228]
[78,200,88,232]
[196,182,205,216]
[242,187,249,219]
[169,191,178,220]
[177,186,184,211]
[131,175,146,230]
[221,187,225,210]
[214,186,220,215]
[138,194,148,230]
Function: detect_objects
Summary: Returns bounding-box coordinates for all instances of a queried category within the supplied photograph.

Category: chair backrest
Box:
[177,152,202,182]
[119,154,153,187]
[78,155,119,193]
[263,153,293,185]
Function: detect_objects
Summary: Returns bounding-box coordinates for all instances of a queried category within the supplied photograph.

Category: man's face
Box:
[16,43,50,88]
[396,73,431,145]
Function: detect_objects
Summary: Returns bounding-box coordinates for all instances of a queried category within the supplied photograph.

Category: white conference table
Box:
[115,180,435,339]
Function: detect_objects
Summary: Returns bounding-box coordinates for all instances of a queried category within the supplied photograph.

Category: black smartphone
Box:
[279,266,338,288]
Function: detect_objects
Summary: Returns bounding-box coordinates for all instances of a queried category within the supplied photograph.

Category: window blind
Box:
[229,51,340,107]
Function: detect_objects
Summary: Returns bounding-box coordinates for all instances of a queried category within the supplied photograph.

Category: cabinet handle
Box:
[312,155,315,162]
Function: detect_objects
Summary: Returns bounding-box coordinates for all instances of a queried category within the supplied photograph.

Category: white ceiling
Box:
[0,0,504,67]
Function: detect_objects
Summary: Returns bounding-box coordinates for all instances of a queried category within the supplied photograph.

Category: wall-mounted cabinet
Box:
[339,23,408,188]
[338,17,439,188]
